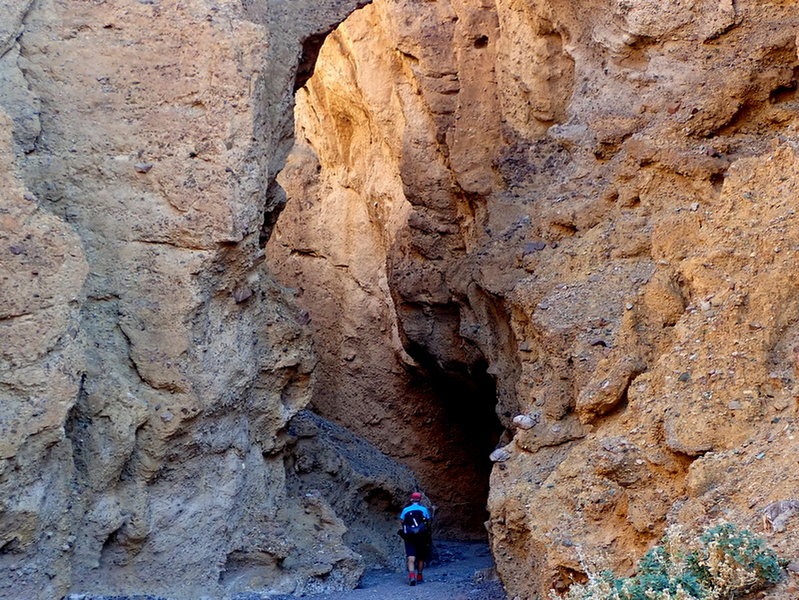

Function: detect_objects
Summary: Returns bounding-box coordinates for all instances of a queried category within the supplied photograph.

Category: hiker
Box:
[399,491,432,586]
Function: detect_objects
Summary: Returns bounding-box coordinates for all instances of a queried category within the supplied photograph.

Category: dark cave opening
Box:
[403,343,505,540]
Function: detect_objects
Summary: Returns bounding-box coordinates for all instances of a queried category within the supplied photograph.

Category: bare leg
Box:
[407,556,416,574]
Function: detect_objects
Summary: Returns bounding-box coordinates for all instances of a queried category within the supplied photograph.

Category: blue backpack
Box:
[402,509,429,536]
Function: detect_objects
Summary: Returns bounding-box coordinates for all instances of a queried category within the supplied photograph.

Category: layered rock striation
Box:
[4,0,799,599]
[0,1,414,599]
[267,0,507,539]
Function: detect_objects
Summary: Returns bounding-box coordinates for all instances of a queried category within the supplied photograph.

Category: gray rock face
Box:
[0,1,375,599]
[9,0,799,599]
[285,411,420,570]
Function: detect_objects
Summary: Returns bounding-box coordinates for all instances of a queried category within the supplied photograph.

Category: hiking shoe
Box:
[408,573,417,586]
[416,573,424,584]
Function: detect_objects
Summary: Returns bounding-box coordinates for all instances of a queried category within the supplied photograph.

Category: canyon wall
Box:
[4,0,799,599]
[0,1,419,599]
[266,0,506,539]
[268,0,799,598]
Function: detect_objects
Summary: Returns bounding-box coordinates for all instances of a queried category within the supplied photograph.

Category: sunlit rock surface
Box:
[0,1,383,598]
[4,0,799,598]
[268,1,799,598]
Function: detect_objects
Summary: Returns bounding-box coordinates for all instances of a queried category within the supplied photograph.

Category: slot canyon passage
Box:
[4,1,799,600]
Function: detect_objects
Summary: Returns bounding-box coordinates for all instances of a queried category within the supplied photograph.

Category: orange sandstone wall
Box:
[268,1,799,598]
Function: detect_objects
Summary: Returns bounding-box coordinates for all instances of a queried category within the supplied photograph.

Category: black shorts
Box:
[404,534,431,560]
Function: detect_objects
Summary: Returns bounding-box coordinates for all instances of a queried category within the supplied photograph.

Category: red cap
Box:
[410,492,423,501]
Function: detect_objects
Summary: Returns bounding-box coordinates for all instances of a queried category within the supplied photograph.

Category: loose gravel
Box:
[66,541,507,600]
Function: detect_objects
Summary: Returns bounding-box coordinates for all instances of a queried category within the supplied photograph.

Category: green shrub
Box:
[553,522,783,600]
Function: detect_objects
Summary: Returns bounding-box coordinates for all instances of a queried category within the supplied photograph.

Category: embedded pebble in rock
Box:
[489,448,511,463]
[512,414,538,430]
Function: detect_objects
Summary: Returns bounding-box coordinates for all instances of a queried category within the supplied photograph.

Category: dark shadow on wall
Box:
[404,344,505,540]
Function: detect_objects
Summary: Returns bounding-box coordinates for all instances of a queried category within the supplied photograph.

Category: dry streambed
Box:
[68,541,506,600]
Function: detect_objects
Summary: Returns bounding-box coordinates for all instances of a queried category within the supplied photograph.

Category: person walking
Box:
[399,491,432,586]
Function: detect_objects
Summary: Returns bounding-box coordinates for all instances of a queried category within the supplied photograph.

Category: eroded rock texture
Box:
[267,0,507,539]
[268,0,799,598]
[5,0,799,597]
[0,1,415,599]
